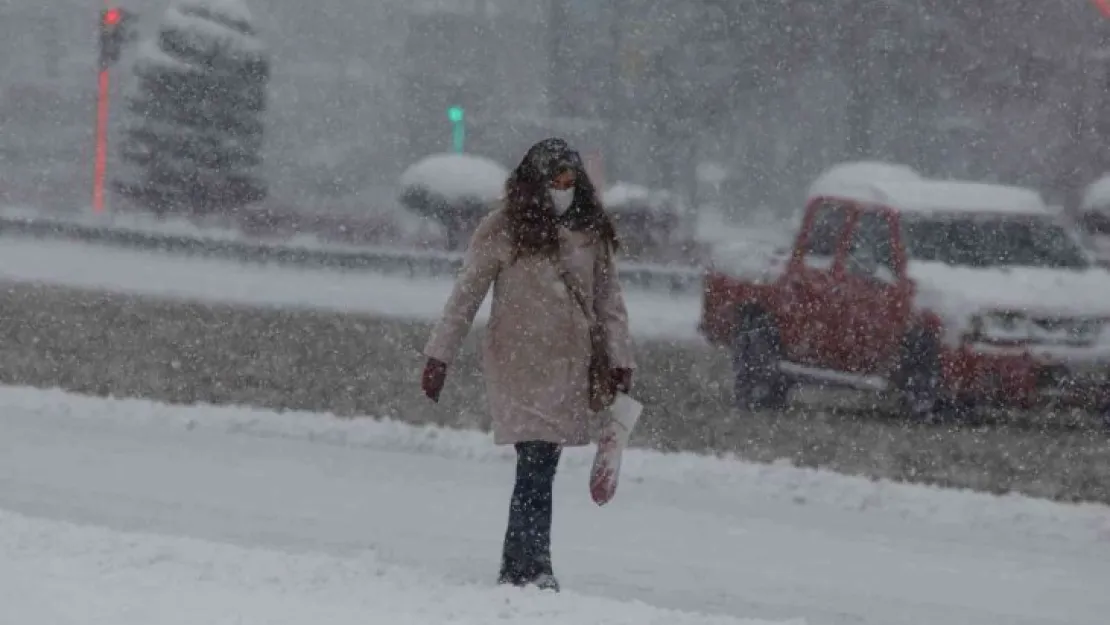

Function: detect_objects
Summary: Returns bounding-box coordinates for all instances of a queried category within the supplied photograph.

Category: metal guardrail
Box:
[0,215,703,293]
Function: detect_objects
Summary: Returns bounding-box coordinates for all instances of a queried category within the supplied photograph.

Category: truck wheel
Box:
[1095,402,1110,432]
[731,310,790,411]
[895,331,960,424]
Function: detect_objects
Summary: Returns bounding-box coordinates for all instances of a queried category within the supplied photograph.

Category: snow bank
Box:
[399,153,508,203]
[695,206,798,246]
[1081,175,1110,214]
[694,206,743,246]
[6,384,1106,545]
[603,181,688,214]
[706,234,791,283]
[695,207,801,281]
[0,237,700,341]
[0,507,786,625]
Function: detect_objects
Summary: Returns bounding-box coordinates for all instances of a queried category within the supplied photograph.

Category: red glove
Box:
[610,368,633,394]
[422,359,448,402]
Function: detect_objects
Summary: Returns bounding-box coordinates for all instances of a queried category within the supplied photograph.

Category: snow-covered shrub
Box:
[115,0,269,217]
[397,153,507,251]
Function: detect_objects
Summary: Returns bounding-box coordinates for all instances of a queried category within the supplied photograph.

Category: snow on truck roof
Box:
[810,161,923,188]
[808,176,1050,217]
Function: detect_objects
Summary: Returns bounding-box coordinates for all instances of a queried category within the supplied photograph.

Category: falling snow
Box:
[2,1,1110,623]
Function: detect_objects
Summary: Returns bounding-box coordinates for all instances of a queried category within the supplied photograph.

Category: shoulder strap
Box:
[558,265,594,323]
[557,238,610,325]
[593,238,613,300]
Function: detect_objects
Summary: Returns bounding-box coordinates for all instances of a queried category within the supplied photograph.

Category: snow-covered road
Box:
[0,386,1107,625]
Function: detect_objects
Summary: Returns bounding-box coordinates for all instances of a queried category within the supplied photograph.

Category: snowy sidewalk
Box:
[0,385,1107,625]
[0,509,781,625]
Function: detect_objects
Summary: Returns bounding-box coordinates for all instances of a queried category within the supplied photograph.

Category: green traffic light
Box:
[447,106,465,152]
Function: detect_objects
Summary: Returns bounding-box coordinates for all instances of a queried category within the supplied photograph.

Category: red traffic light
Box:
[1094,0,1110,18]
[103,8,122,26]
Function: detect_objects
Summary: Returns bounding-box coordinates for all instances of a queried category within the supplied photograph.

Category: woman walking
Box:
[420,138,635,591]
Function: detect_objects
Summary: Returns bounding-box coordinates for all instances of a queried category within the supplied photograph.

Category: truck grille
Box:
[1028,317,1101,346]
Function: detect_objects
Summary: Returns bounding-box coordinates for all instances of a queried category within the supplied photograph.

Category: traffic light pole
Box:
[93,4,127,214]
[93,64,110,214]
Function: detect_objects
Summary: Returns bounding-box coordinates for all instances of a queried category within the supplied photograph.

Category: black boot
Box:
[498,441,562,591]
[497,535,528,586]
[527,553,560,592]
[530,573,560,592]
[498,538,560,591]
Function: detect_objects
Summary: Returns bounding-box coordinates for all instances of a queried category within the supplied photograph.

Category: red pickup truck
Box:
[699,171,1110,424]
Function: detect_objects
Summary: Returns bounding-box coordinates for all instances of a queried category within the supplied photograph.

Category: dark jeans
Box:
[500,441,562,583]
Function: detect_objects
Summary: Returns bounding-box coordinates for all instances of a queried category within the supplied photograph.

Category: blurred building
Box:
[398,0,546,165]
[396,0,620,173]
[2,0,1110,216]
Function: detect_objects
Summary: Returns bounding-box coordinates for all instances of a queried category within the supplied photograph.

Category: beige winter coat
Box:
[423,207,635,447]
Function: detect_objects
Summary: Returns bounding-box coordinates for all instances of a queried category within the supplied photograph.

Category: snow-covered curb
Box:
[5,385,1107,545]
[0,205,442,256]
[0,237,701,341]
[0,207,701,294]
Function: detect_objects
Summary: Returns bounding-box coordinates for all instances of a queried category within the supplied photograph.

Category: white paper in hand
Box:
[590,393,643,506]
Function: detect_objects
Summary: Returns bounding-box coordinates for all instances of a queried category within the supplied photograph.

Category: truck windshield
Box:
[901,215,1090,269]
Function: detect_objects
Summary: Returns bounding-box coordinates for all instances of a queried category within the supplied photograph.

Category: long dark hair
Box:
[504,138,619,257]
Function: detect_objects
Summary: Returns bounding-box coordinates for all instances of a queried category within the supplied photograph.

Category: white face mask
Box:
[549,188,574,214]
